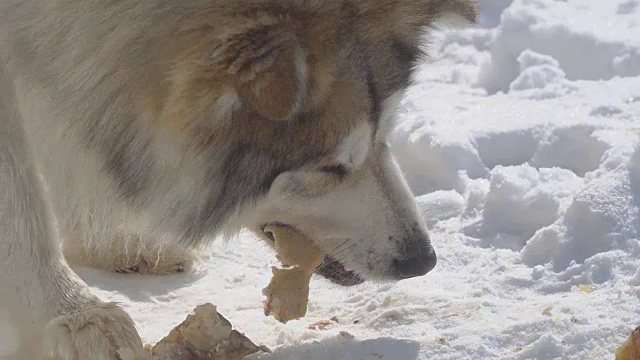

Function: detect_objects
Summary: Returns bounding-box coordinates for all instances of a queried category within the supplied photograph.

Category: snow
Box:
[7,0,640,359]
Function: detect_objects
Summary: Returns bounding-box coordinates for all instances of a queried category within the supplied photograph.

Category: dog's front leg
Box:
[0,83,147,360]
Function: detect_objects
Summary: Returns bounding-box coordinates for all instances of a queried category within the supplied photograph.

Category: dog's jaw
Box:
[258,224,366,287]
[314,255,366,286]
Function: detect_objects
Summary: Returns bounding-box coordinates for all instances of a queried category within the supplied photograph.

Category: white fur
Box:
[278,46,309,121]
[212,91,241,122]
[335,122,372,168]
[292,47,309,118]
[46,303,145,360]
[1,73,147,359]
[376,90,405,143]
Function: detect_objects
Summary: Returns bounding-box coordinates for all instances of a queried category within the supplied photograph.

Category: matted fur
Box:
[1,0,477,358]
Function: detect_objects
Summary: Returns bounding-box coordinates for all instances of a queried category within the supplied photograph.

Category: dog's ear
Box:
[213,20,307,121]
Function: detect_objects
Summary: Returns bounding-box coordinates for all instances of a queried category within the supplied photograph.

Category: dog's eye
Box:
[263,229,275,242]
[319,164,348,178]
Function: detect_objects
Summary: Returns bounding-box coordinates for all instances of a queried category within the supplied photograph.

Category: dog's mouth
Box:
[261,225,365,287]
[315,255,366,286]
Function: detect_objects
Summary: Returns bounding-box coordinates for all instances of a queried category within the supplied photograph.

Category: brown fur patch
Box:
[152,0,477,139]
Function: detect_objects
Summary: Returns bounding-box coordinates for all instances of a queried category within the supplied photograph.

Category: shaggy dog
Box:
[0,0,477,358]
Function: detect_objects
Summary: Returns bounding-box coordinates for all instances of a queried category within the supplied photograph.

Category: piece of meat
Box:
[261,225,325,323]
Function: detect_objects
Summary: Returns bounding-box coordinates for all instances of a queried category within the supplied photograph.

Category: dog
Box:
[0,0,477,358]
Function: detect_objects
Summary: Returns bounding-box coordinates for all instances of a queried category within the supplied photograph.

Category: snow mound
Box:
[464,164,582,251]
[392,132,487,195]
[530,125,610,176]
[508,50,567,93]
[477,0,640,94]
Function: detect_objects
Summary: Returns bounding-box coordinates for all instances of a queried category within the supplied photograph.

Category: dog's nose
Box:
[393,249,437,280]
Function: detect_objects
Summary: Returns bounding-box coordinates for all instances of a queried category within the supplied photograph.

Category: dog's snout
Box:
[393,249,437,280]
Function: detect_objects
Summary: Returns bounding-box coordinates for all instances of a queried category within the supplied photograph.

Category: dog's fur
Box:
[0,0,477,358]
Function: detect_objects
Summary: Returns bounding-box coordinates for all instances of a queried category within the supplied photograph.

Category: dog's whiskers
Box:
[325,239,351,260]
[328,239,351,257]
[315,256,333,273]
[315,239,353,273]
[329,243,357,259]
[315,244,357,275]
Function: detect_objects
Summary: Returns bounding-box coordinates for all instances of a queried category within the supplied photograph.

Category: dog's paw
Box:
[64,233,195,275]
[115,259,188,275]
[46,303,148,360]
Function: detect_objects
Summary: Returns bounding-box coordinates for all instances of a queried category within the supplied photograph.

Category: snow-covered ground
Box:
[48,0,640,359]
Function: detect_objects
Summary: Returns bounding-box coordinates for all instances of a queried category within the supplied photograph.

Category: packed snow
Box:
[6,0,640,359]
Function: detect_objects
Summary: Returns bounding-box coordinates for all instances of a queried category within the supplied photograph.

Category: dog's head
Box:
[161,0,477,284]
